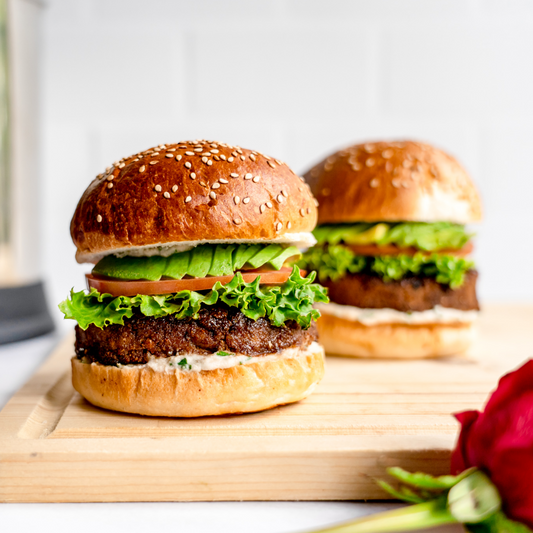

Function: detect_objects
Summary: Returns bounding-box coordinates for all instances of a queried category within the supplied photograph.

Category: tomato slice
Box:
[347,242,473,257]
[86,267,300,297]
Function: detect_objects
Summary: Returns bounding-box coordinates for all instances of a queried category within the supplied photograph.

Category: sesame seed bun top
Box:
[71,140,318,264]
[304,140,482,225]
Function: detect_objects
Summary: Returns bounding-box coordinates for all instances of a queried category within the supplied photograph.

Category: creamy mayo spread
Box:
[316,303,479,326]
[78,232,317,264]
[103,341,323,373]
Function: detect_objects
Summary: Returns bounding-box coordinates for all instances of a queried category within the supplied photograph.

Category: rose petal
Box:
[451,410,480,474]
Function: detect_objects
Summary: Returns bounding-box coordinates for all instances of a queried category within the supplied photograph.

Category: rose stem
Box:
[308,500,457,533]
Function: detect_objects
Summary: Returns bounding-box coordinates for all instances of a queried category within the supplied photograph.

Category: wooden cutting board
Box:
[1,304,532,503]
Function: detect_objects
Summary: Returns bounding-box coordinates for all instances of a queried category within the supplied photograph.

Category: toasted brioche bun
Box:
[317,313,474,359]
[71,344,325,417]
[305,140,482,224]
[72,140,317,264]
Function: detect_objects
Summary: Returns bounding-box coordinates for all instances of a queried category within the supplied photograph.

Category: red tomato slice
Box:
[347,242,473,257]
[86,267,300,297]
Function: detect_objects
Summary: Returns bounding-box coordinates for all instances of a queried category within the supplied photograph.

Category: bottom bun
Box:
[71,343,325,417]
[317,313,475,359]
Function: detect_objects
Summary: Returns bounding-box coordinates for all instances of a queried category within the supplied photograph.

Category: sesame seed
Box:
[249,154,256,161]
[165,153,174,158]
[392,178,401,188]
[232,151,238,157]
[185,151,195,156]
[240,155,245,161]
[188,172,196,180]
[267,161,276,168]
[281,189,288,197]
[230,172,239,178]
[219,178,228,184]
[107,182,113,189]
[277,194,284,203]
[155,184,162,192]
[314,199,319,207]
[202,152,211,157]
[194,148,203,152]
[151,152,159,156]
[164,191,170,198]
[234,196,241,205]
[266,202,273,208]
[233,217,242,225]
[119,163,125,168]
[105,166,111,172]
[139,165,146,173]
[260,204,266,213]
[176,155,182,161]
[220,154,226,160]
[185,162,192,169]
[243,197,250,204]
[300,208,305,217]
[133,159,139,162]
[306,207,311,214]
[200,181,207,187]
[382,149,394,159]
[213,155,220,161]
[202,157,208,163]
[96,214,102,222]
[150,160,158,165]
[212,182,220,189]
[366,158,375,167]
[370,178,380,188]
[364,143,375,153]
[172,185,178,192]
[167,148,176,152]
[107,175,114,181]
[253,175,260,183]
[185,196,192,203]
[228,157,234,162]
[207,160,213,166]
[276,222,282,231]
[245,173,253,180]
[209,191,217,200]
[287,221,291,229]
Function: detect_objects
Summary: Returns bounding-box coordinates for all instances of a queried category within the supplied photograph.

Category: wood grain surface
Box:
[1,304,532,503]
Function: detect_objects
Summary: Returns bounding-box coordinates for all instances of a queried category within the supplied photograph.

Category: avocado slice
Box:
[165,250,191,279]
[208,245,237,276]
[187,246,214,278]
[247,244,283,269]
[93,255,167,281]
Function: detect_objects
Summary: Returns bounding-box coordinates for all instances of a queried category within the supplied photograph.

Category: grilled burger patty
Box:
[76,304,318,366]
[321,270,479,313]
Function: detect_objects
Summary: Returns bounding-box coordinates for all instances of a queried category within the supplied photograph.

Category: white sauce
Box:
[316,303,479,326]
[78,232,317,264]
[110,341,322,373]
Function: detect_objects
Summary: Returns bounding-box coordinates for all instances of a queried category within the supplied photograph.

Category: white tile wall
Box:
[39,0,533,329]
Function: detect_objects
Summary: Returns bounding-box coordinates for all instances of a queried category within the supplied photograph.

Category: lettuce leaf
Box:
[59,266,328,330]
[299,245,474,289]
[313,222,473,252]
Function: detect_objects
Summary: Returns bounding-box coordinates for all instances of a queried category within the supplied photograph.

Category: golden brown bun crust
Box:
[71,346,325,417]
[317,313,474,359]
[305,141,482,224]
[71,140,317,263]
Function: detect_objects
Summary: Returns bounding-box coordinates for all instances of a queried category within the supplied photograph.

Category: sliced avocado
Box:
[344,223,389,245]
[187,245,214,278]
[247,244,283,269]
[93,255,167,281]
[208,245,236,276]
[267,246,302,270]
[165,250,191,279]
[233,244,262,270]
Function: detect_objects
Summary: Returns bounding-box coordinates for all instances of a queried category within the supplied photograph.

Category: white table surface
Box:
[0,334,462,533]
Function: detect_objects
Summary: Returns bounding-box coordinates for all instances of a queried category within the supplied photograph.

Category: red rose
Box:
[451,359,533,528]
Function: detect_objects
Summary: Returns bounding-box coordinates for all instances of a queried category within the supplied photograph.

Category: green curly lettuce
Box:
[299,245,474,288]
[59,266,329,330]
[313,222,473,252]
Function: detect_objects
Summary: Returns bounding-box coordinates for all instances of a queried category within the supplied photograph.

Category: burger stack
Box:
[300,141,482,359]
[60,140,328,417]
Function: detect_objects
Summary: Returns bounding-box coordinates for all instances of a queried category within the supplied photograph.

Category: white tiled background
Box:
[39,0,533,328]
